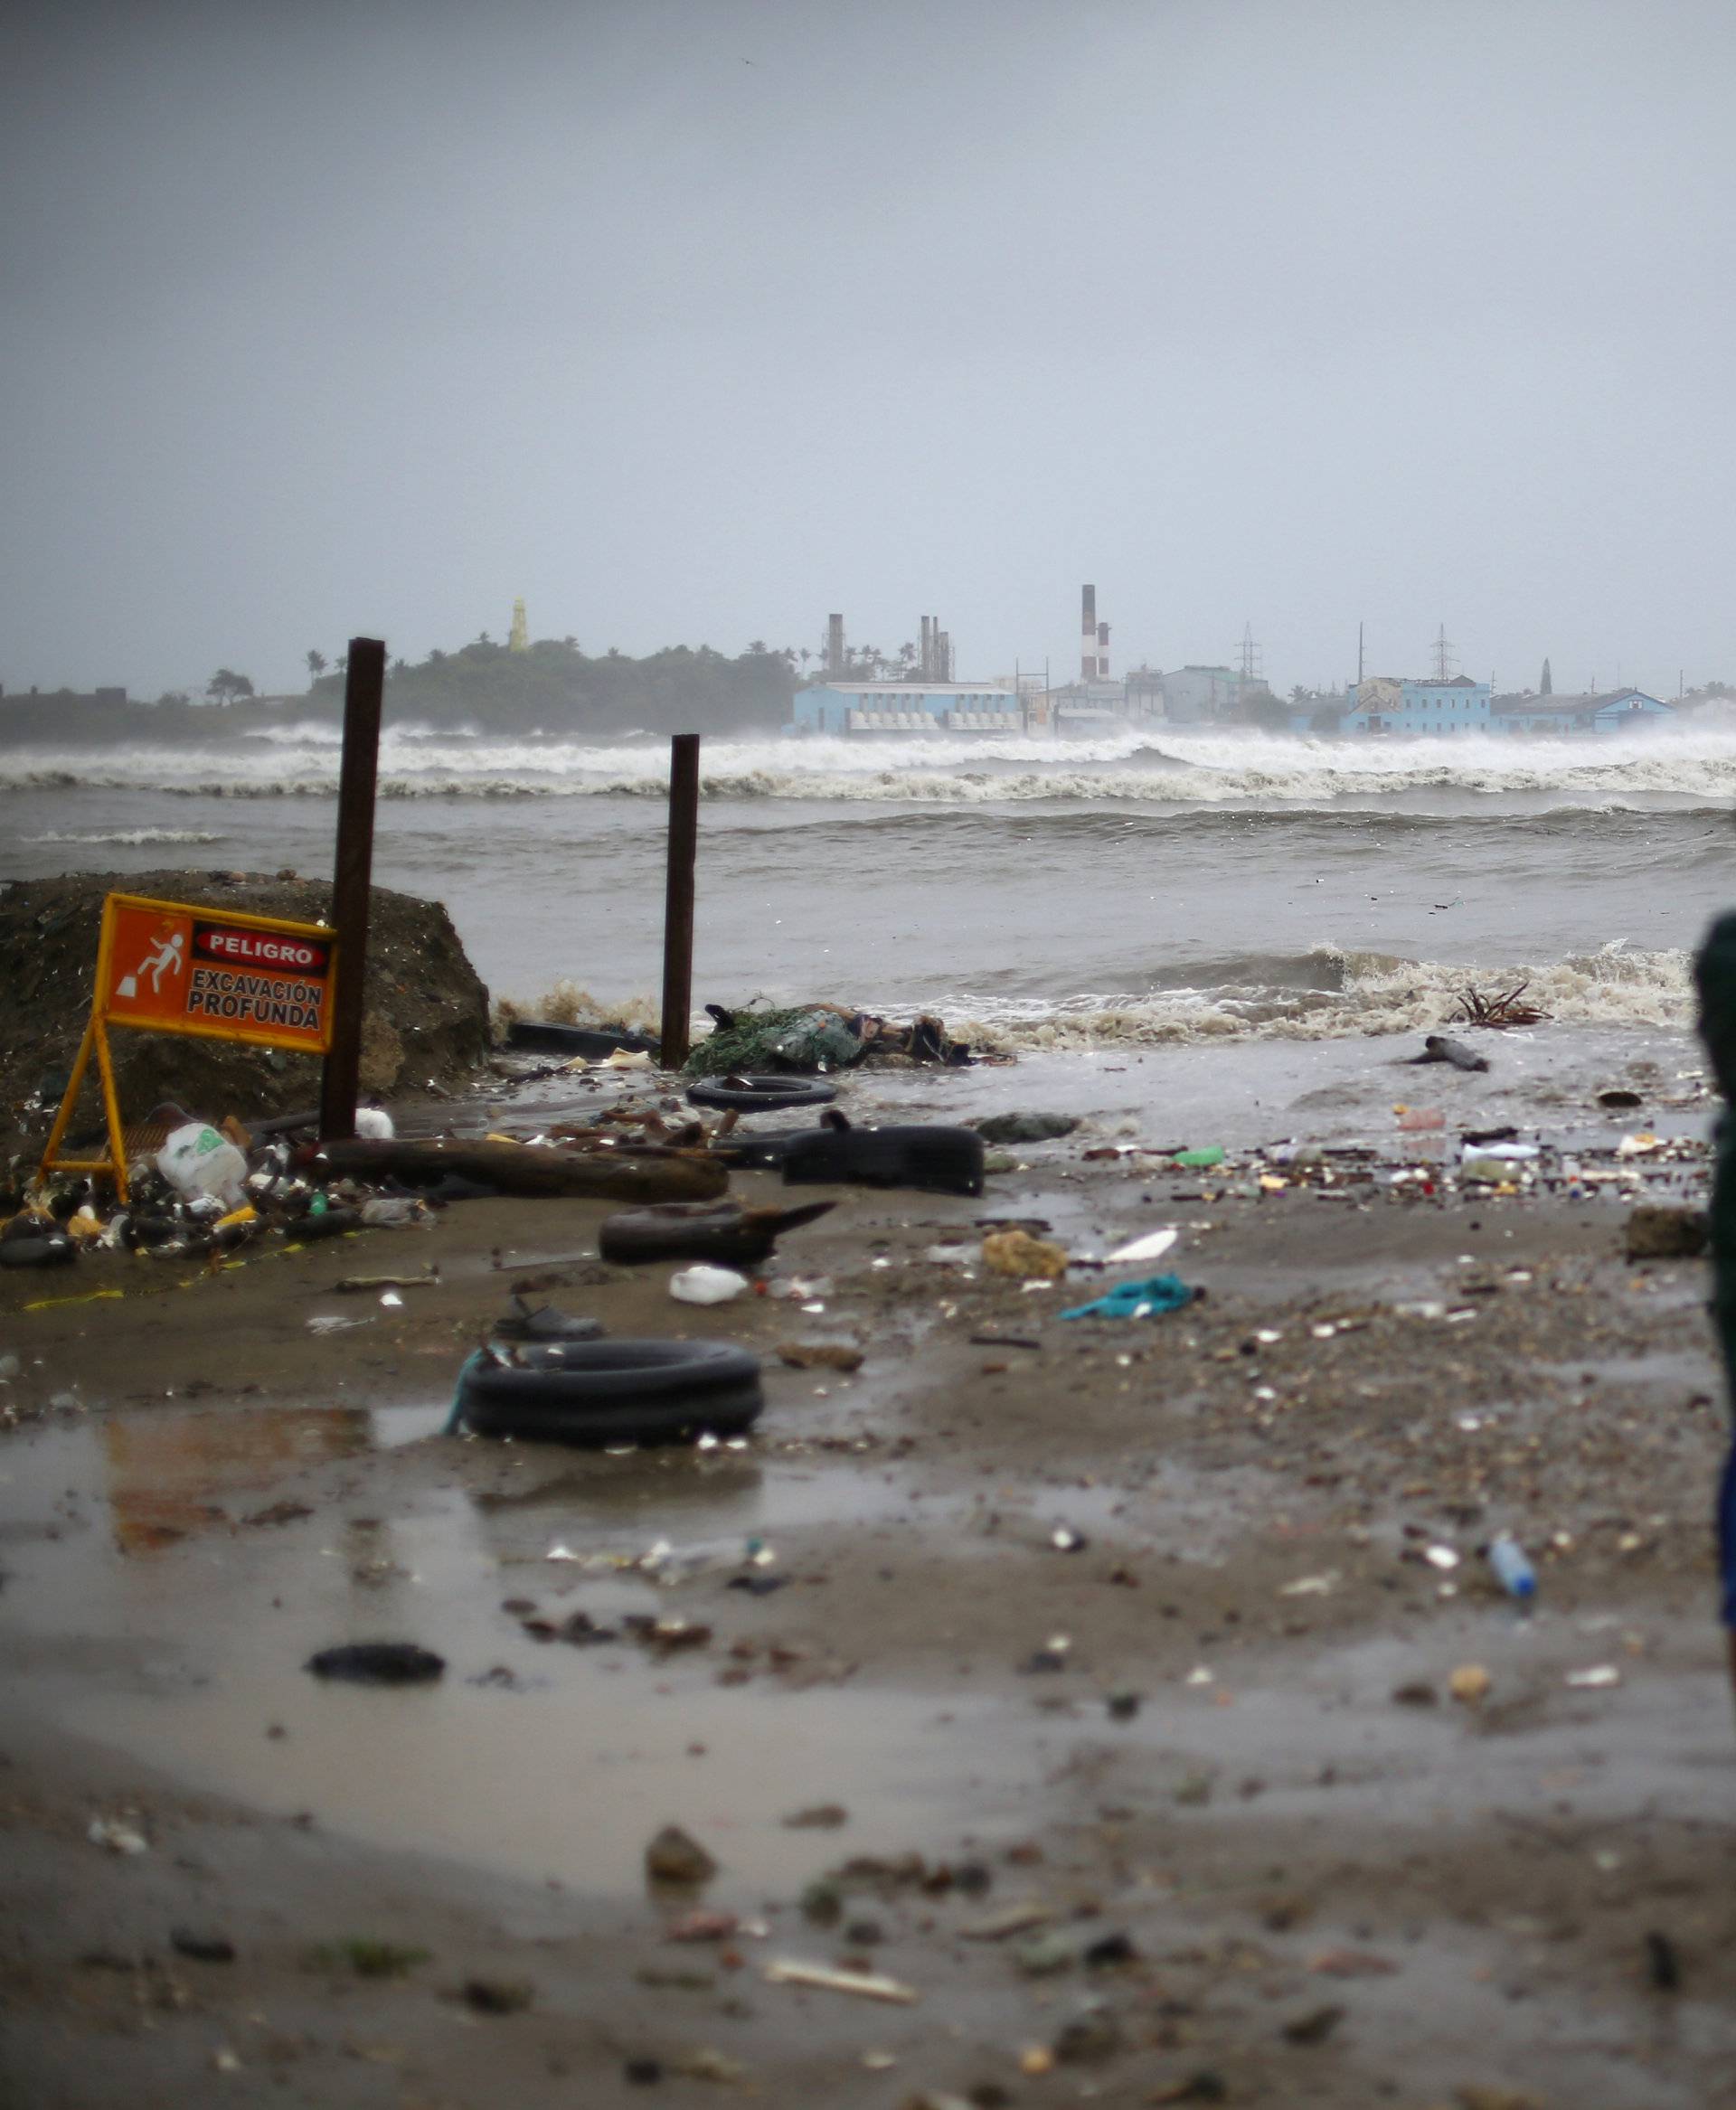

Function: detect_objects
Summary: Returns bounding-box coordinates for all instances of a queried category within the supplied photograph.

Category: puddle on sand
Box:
[0,1407,1026,1901]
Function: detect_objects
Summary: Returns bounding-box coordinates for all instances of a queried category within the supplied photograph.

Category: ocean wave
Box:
[6,724,1736,805]
[21,826,231,846]
[505,943,1690,1055]
[956,943,1691,1050]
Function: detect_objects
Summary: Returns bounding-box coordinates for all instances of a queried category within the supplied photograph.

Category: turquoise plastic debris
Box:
[1059,1272,1194,1322]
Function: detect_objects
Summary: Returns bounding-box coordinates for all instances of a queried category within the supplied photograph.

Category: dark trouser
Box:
[1695,916,1736,1631]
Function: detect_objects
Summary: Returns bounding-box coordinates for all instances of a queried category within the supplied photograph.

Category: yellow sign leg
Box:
[36,1012,130,1202]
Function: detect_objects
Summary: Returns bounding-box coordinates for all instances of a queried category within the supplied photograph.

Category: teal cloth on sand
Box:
[1060,1272,1193,1321]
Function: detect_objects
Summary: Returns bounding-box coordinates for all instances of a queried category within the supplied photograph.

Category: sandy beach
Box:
[3,1040,1731,2109]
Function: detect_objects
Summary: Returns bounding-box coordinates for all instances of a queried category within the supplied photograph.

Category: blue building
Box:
[1491,688,1674,736]
[1343,674,1492,736]
[791,681,1022,735]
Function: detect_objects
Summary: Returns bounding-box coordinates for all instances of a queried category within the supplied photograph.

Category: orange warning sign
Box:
[100,894,335,1052]
[38,892,338,1201]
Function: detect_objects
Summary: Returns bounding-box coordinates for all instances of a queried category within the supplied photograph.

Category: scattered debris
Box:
[86,1817,148,1856]
[304,1644,445,1686]
[1448,1663,1493,1707]
[646,1826,719,1886]
[1625,1203,1708,1260]
[762,1959,919,2003]
[775,1341,863,1371]
[982,1229,1069,1280]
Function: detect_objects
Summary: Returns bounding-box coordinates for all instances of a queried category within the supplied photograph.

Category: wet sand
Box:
[3,1049,1733,2108]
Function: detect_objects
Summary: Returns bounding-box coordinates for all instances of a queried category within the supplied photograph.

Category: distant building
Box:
[1344,674,1491,736]
[1159,665,1273,725]
[791,680,1022,735]
[1492,687,1674,736]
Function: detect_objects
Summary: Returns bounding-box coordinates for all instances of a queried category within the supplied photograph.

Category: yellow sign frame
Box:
[38,892,338,1203]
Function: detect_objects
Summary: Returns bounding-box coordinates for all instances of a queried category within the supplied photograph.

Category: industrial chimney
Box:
[826,613,845,675]
[1097,621,1109,680]
[1080,586,1098,681]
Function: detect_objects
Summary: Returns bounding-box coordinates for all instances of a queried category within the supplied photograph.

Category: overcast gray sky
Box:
[3,0,1731,702]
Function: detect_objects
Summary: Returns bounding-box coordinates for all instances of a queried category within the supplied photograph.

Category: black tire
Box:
[687,1075,837,1114]
[457,1338,762,1447]
[505,1021,661,1061]
[781,1125,986,1197]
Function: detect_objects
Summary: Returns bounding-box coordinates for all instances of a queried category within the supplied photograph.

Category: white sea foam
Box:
[958,943,1692,1050]
[6,724,1736,805]
[21,826,231,846]
[505,943,1690,1056]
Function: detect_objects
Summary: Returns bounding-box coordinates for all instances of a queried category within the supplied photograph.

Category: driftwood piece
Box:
[599,1200,834,1267]
[302,1137,728,1202]
[1451,981,1548,1029]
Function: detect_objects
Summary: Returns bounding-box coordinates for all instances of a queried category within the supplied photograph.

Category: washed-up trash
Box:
[1565,1664,1622,1689]
[688,1003,868,1077]
[1411,1033,1490,1073]
[1396,1107,1445,1131]
[1170,1146,1225,1169]
[1014,1930,1077,1977]
[670,1265,749,1305]
[87,1816,149,1855]
[307,1314,370,1335]
[982,1229,1068,1280]
[490,1295,604,1342]
[1486,1534,1536,1598]
[0,1225,77,1268]
[646,1825,718,1886]
[975,1112,1080,1144]
[762,1959,919,2004]
[1598,1087,1644,1109]
[1462,1142,1538,1182]
[305,1135,729,1203]
[305,1643,445,1684]
[171,1926,238,1963]
[601,1200,833,1267]
[1448,1663,1492,1705]
[1625,1204,1708,1260]
[359,1197,431,1229]
[1103,1226,1178,1266]
[354,1106,396,1139]
[775,1341,863,1371]
[1060,1273,1192,1321]
[158,1120,250,1210]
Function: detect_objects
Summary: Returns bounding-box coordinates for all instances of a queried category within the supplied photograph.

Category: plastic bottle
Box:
[1486,1533,1537,1599]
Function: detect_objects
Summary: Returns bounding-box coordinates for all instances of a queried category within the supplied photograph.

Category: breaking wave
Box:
[21,826,231,846]
[507,943,1691,1054]
[6,725,1736,805]
[955,942,1691,1050]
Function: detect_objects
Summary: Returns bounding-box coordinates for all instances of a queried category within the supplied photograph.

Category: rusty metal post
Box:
[318,637,386,1139]
[659,733,701,1070]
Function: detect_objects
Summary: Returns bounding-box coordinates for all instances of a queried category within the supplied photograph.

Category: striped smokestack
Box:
[1097,621,1109,680]
[1081,584,1097,681]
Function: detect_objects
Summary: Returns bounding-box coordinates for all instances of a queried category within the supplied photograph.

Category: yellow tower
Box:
[508,597,530,653]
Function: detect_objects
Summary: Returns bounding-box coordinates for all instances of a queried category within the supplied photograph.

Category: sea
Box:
[5,719,1734,1141]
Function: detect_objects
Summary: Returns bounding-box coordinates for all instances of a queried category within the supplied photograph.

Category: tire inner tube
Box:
[456,1338,762,1447]
[687,1074,838,1114]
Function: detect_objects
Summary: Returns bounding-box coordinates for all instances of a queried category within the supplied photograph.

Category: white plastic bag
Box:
[670,1264,748,1305]
[157,1122,249,1210]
